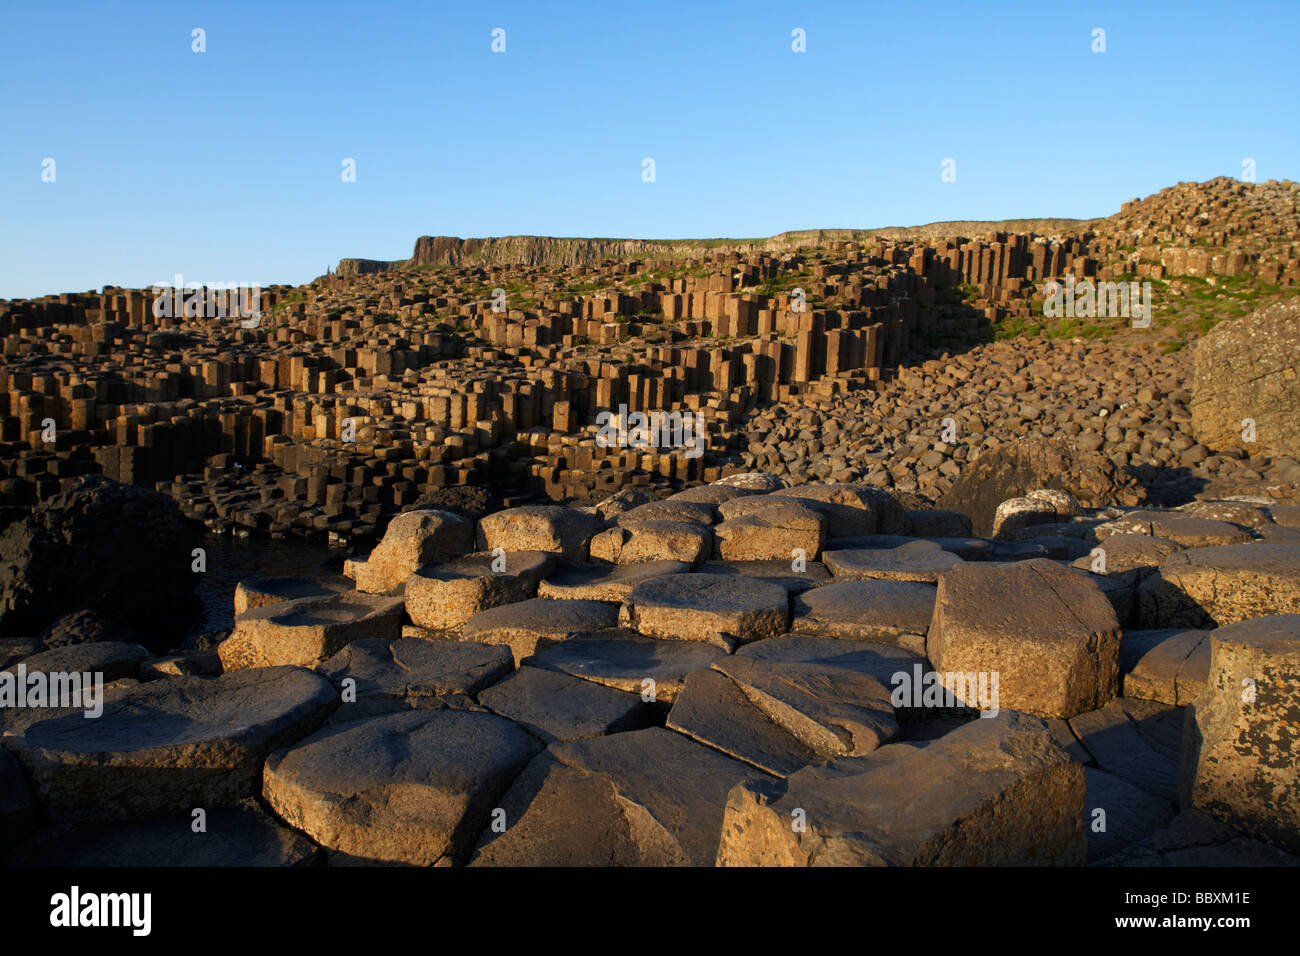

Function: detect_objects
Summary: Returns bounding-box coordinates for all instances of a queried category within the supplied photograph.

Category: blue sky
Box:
[2,0,1296,299]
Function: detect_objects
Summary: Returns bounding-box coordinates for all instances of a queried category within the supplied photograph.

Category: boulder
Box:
[928,558,1121,719]
[1137,542,1300,628]
[939,437,1145,536]
[0,476,197,641]
[695,560,831,594]
[263,709,540,865]
[716,711,1084,865]
[769,484,901,536]
[478,506,603,562]
[1119,629,1211,705]
[1180,614,1300,854]
[345,509,474,594]
[1190,297,1300,458]
[404,550,554,630]
[590,521,712,564]
[712,499,826,562]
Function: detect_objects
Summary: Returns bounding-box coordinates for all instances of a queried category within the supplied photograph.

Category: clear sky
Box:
[2,0,1296,300]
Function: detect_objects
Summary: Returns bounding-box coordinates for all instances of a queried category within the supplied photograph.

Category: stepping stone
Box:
[823,540,964,582]
[537,560,690,603]
[477,506,603,562]
[318,638,513,716]
[712,499,826,562]
[712,656,897,757]
[550,726,770,867]
[1119,629,1210,704]
[404,550,555,630]
[0,747,33,851]
[9,666,337,823]
[525,630,723,703]
[1098,512,1253,549]
[736,635,927,696]
[469,752,687,866]
[345,509,475,594]
[1099,809,1300,867]
[234,575,350,615]
[716,711,1084,866]
[1181,614,1300,854]
[619,573,789,652]
[218,592,404,670]
[1083,768,1175,864]
[462,598,618,665]
[1070,533,1182,577]
[696,560,830,594]
[1138,542,1300,628]
[590,521,712,564]
[478,666,652,744]
[929,558,1121,719]
[668,484,756,505]
[1178,500,1271,528]
[667,669,821,777]
[263,709,540,866]
[5,640,149,684]
[1068,698,1183,803]
[616,499,717,527]
[770,483,902,536]
[3,799,323,867]
[791,579,935,651]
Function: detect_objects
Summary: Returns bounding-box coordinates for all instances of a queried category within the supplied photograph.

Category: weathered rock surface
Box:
[318,638,513,715]
[525,630,723,703]
[590,520,712,564]
[537,560,690,603]
[791,579,934,651]
[929,558,1121,718]
[345,509,475,594]
[461,598,618,664]
[1119,628,1211,705]
[1138,542,1300,627]
[404,550,554,630]
[1069,697,1184,803]
[218,592,404,670]
[9,667,337,823]
[716,712,1084,865]
[478,665,652,743]
[823,540,964,583]
[478,506,604,562]
[619,573,789,651]
[263,709,539,865]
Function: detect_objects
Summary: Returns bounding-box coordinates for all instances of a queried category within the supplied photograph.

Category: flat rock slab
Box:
[405,550,555,630]
[712,498,827,561]
[929,558,1121,719]
[524,630,723,703]
[537,560,691,603]
[1119,629,1211,705]
[9,666,337,823]
[3,799,322,867]
[716,711,1084,866]
[478,666,653,744]
[619,573,789,652]
[1098,512,1254,549]
[590,521,713,564]
[469,751,687,866]
[218,592,404,670]
[1181,614,1300,854]
[712,656,897,758]
[695,560,831,594]
[1138,542,1300,628]
[791,579,935,649]
[736,635,927,699]
[461,598,618,665]
[616,500,717,527]
[550,726,770,867]
[1068,697,1183,803]
[478,506,603,562]
[233,575,351,616]
[263,709,540,866]
[1100,809,1300,867]
[1072,534,1183,576]
[770,484,904,536]
[318,638,513,712]
[1083,767,1175,864]
[5,640,150,685]
[823,541,964,583]
[667,669,821,778]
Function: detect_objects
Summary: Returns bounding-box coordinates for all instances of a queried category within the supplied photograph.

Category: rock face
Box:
[1138,542,1300,628]
[618,573,790,651]
[1191,297,1300,458]
[1180,615,1300,854]
[939,437,1145,536]
[0,476,197,639]
[218,592,405,670]
[404,551,554,630]
[716,712,1084,865]
[9,667,337,823]
[478,506,603,562]
[928,559,1121,719]
[263,709,540,865]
